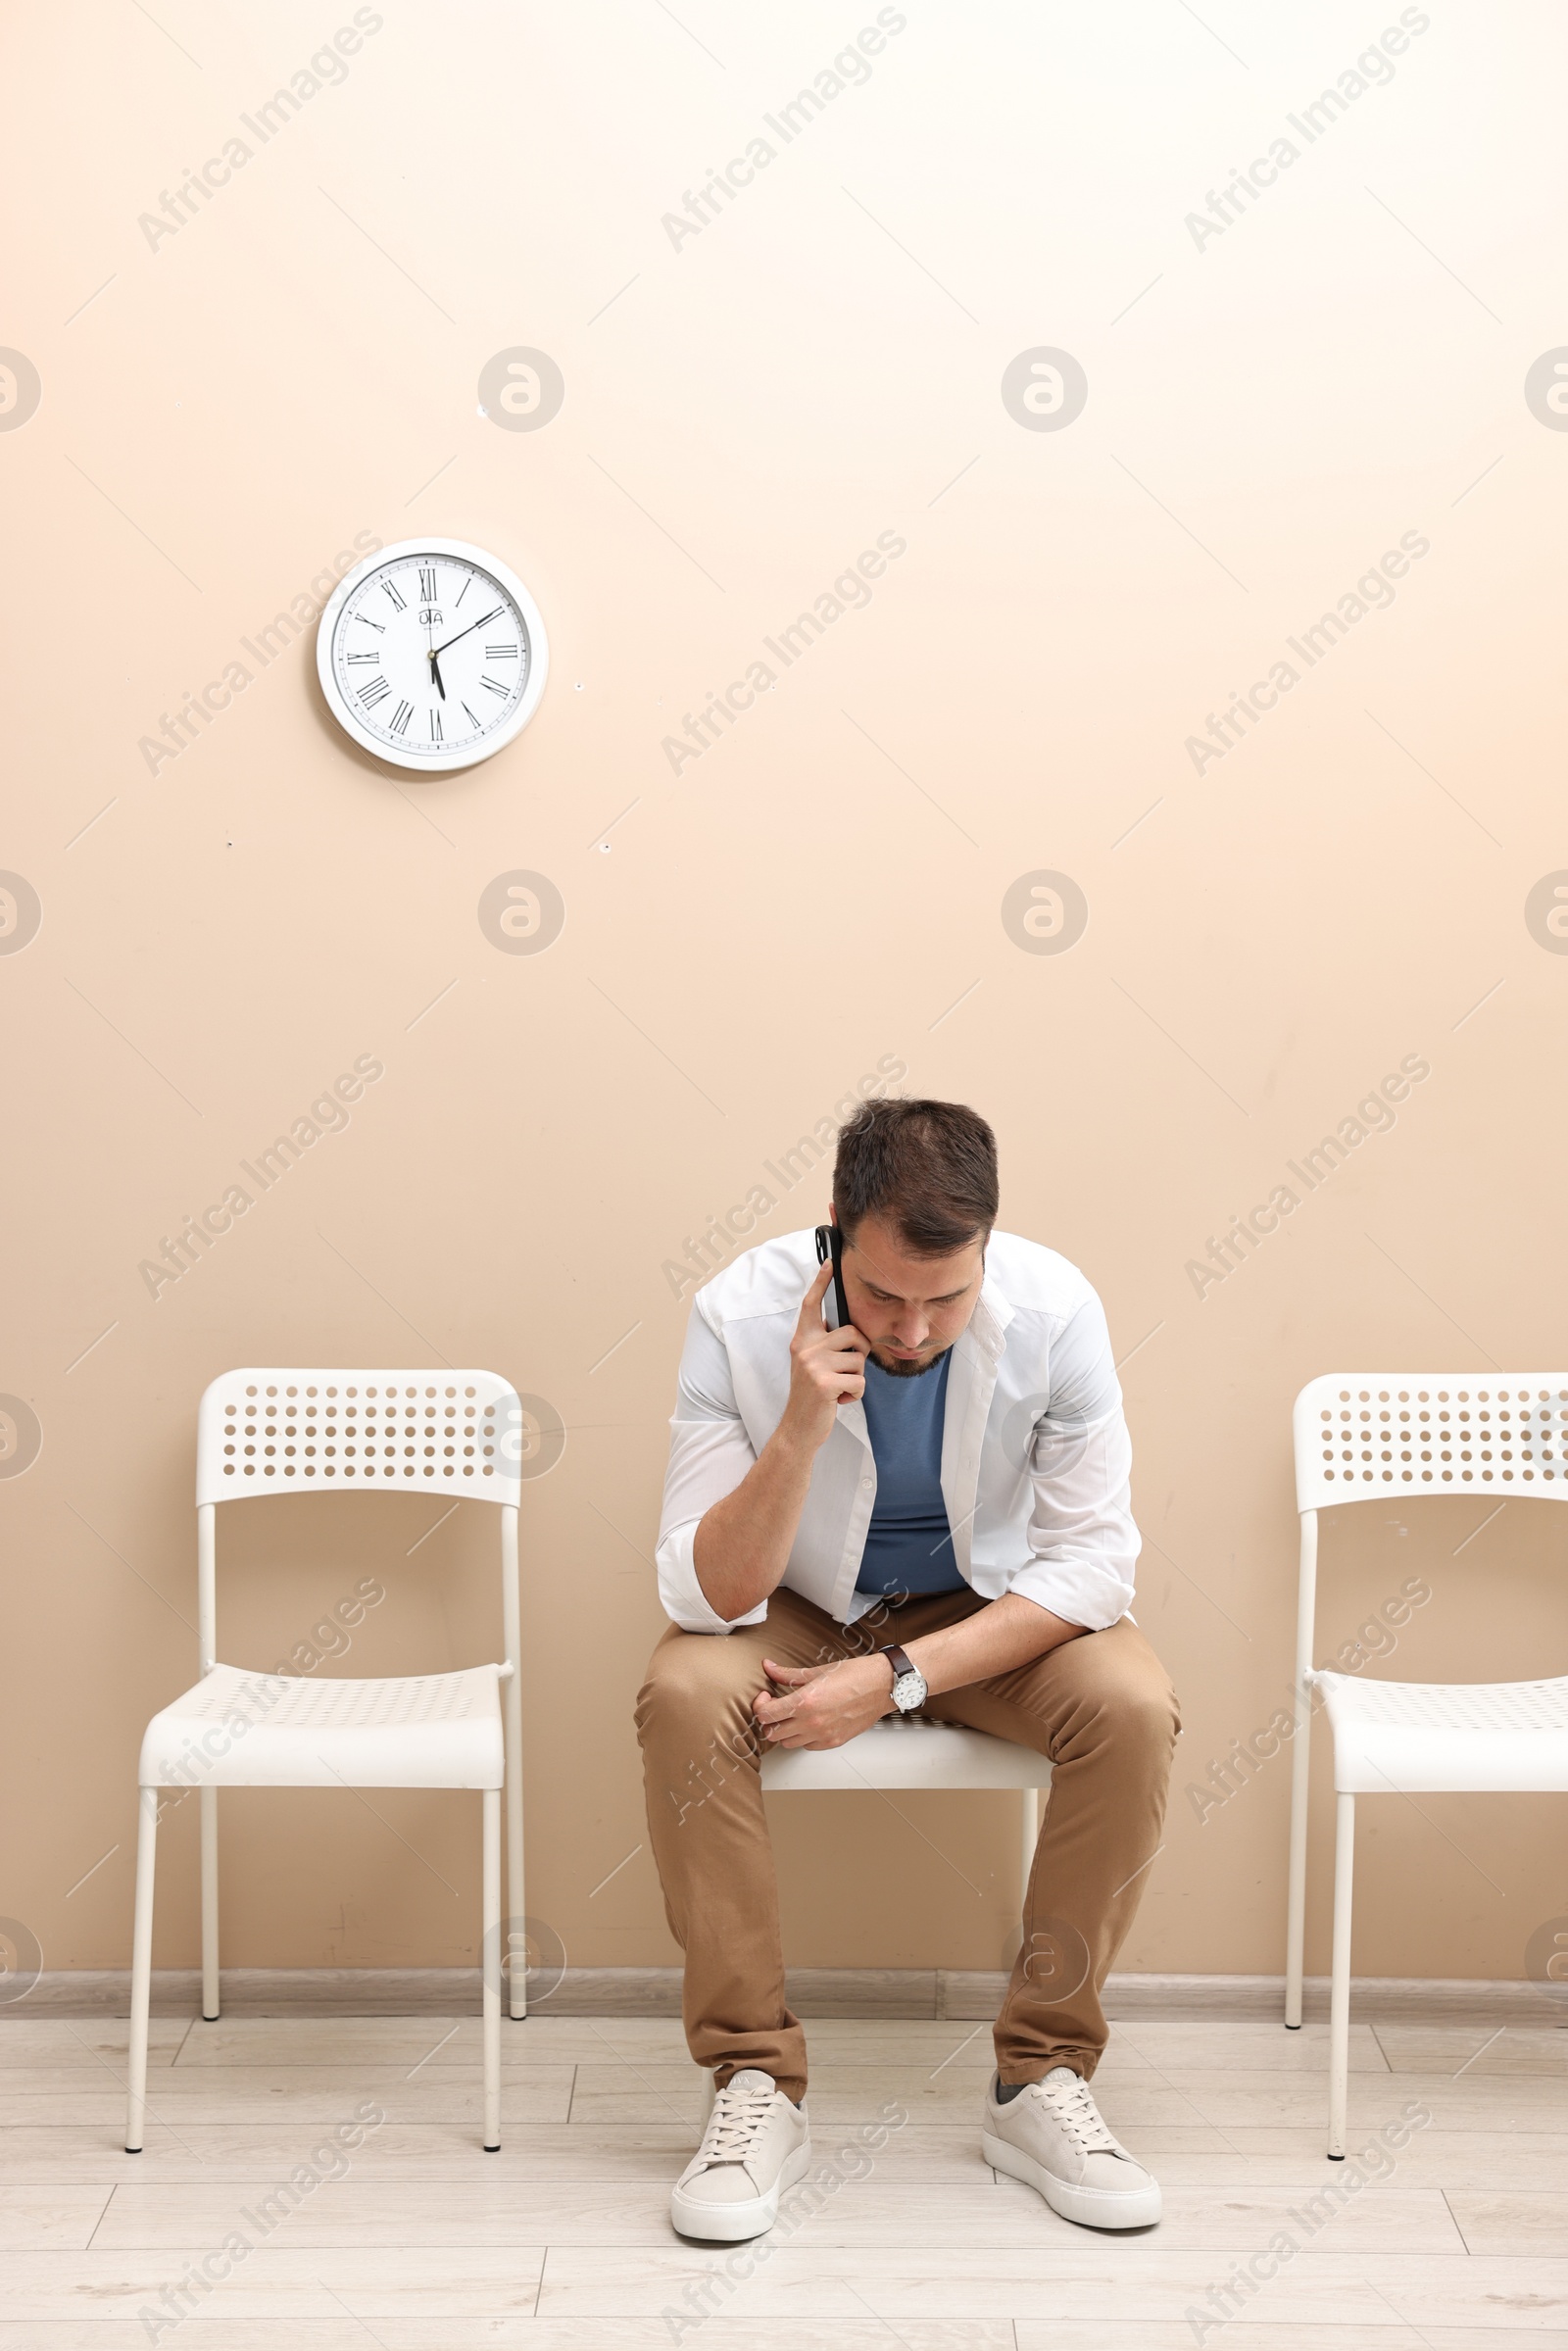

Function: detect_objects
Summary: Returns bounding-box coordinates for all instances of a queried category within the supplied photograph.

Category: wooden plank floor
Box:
[3,2007,1568,2347]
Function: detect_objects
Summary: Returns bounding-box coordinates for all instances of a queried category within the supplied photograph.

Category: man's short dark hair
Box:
[832,1099,998,1257]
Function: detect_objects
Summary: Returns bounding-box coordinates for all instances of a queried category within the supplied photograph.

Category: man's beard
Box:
[868,1344,952,1380]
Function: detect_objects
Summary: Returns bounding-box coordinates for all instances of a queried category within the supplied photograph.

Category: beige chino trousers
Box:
[635,1585,1179,2101]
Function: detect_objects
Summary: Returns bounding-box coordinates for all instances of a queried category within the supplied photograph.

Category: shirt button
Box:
[861,1477,872,1489]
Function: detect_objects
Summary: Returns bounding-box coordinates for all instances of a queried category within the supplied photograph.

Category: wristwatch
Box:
[879,1643,928,1715]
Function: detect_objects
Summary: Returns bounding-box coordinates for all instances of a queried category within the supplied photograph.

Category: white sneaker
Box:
[983,2065,1161,2229]
[670,2068,811,2241]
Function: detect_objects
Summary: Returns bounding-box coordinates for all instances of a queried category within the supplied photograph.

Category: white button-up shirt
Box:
[655,1227,1141,1636]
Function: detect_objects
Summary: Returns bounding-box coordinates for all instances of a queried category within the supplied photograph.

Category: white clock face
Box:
[316,537,549,772]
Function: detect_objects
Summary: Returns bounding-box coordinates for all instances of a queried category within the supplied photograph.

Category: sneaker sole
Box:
[983,2127,1161,2229]
[670,2136,812,2242]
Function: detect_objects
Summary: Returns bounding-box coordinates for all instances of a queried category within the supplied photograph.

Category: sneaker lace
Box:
[1031,2072,1119,2155]
[699,2076,777,2164]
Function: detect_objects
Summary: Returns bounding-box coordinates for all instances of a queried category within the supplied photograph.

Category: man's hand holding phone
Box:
[691,1257,868,1623]
[782,1259,869,1454]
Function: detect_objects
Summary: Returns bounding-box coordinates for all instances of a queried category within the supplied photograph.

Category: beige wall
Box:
[6,1,1568,1989]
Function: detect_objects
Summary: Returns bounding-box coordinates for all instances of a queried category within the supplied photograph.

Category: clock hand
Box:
[430,604,505,661]
[428,647,447,701]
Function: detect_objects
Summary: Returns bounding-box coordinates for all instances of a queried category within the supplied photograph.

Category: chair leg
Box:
[482,1788,501,2151]
[200,1786,220,2023]
[1285,1686,1311,2030]
[1327,1791,1354,2160]
[1020,1787,1039,1915]
[125,1788,158,2152]
[506,1672,525,2023]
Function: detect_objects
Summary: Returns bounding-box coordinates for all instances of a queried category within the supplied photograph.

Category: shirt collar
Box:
[967,1258,1012,1362]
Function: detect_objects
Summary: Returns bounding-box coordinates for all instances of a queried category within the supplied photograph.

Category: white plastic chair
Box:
[1285,1372,1568,2157]
[698,1716,1052,2116]
[125,1368,527,2156]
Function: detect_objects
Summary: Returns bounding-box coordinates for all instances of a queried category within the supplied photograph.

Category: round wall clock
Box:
[316,536,548,772]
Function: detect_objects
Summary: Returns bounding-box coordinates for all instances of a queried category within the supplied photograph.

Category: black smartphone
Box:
[813,1222,851,1333]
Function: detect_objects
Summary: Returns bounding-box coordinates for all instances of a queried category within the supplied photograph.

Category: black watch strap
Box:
[879,1643,922,1707]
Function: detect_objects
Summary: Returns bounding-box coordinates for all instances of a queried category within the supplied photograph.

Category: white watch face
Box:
[316,537,548,773]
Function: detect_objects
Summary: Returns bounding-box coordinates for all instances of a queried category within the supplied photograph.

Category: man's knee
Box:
[1054,1632,1180,1762]
[636,1632,760,1752]
[1097,1659,1181,1765]
[637,1635,763,1832]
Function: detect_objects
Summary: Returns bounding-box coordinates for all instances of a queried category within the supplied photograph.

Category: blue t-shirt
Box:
[854,1351,966,1597]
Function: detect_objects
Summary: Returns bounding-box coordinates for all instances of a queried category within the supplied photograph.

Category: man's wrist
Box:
[901,1639,926,1680]
[866,1650,896,1716]
[875,1641,931,1712]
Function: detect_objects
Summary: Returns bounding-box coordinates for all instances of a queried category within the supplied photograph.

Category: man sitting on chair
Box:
[636,1098,1178,2239]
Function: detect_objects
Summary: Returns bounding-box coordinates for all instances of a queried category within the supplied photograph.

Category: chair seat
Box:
[760,1715,1052,1792]
[138,1662,506,1791]
[1313,1668,1568,1792]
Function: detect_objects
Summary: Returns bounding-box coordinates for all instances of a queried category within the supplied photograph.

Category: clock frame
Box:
[316,536,549,773]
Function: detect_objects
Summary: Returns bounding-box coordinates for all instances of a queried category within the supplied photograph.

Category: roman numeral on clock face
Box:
[390,700,414,736]
[485,643,518,660]
[346,651,379,665]
[418,566,437,603]
[357,677,392,708]
[429,709,443,743]
[381,579,406,612]
[480,675,509,698]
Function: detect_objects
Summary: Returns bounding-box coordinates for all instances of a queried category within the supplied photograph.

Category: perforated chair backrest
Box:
[1294,1373,1568,1513]
[197,1368,525,1508]
[190,1368,526,1682]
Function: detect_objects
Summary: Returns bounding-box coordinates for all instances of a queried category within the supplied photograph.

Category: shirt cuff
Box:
[1004,1556,1133,1635]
